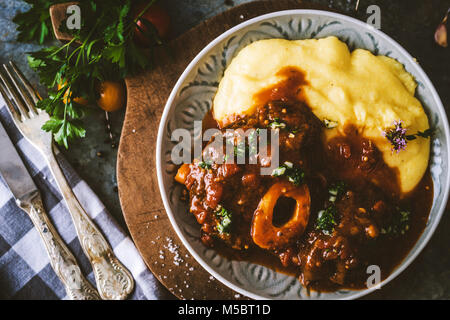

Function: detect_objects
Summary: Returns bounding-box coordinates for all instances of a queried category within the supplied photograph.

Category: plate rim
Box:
[156,8,450,300]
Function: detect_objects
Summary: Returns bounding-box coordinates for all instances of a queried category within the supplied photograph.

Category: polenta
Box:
[212,36,430,194]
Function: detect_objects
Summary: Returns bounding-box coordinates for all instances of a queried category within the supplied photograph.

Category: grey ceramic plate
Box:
[156,10,450,299]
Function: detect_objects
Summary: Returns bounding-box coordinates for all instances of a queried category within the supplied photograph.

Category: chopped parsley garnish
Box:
[381,208,410,236]
[323,119,338,129]
[234,144,246,157]
[271,166,286,176]
[315,182,346,235]
[198,161,212,170]
[287,167,305,186]
[268,118,287,129]
[248,128,259,155]
[248,128,260,141]
[284,161,293,168]
[316,205,337,236]
[271,162,305,186]
[215,206,232,235]
[328,181,346,203]
[229,128,260,159]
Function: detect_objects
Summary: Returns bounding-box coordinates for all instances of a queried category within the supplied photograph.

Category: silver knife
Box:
[0,121,100,300]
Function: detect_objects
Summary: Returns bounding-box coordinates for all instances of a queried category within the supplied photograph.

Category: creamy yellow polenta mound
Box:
[213,36,430,194]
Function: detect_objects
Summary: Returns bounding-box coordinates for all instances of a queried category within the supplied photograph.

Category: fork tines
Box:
[0,62,40,122]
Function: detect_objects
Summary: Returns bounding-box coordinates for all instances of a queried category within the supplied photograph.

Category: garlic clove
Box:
[435,9,449,48]
[435,23,448,47]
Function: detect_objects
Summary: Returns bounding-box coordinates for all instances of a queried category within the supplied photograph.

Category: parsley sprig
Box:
[13,0,65,44]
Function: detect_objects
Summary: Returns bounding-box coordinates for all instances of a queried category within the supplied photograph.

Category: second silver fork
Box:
[0,62,134,300]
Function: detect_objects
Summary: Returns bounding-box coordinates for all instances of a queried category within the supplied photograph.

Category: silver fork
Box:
[0,61,134,300]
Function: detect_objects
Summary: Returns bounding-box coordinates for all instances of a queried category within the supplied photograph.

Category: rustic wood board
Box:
[117,0,329,300]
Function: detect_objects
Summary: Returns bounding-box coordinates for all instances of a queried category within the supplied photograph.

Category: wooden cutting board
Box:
[117,0,329,300]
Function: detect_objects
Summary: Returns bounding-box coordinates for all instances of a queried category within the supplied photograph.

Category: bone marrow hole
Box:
[272,196,297,227]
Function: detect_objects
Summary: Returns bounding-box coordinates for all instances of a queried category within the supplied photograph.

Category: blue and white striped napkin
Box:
[0,97,170,300]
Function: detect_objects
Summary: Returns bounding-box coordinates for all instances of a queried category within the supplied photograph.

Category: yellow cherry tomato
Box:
[57,81,89,106]
[95,80,126,112]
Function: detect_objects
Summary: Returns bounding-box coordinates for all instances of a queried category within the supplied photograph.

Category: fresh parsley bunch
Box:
[14,0,161,148]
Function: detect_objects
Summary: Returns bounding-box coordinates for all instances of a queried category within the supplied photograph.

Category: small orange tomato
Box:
[57,81,89,106]
[96,80,126,112]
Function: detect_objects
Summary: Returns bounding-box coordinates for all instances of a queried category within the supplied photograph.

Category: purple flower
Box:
[383,120,408,153]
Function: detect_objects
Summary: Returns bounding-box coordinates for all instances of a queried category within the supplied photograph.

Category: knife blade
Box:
[0,121,37,202]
